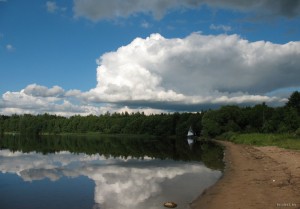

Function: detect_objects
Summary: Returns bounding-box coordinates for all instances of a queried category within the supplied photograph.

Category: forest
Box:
[0,111,203,137]
[201,91,300,138]
[0,91,299,138]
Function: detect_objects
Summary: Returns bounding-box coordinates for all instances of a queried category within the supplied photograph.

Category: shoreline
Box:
[190,140,300,209]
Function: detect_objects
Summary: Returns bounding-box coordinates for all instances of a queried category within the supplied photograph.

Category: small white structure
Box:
[187,126,194,137]
[187,126,195,146]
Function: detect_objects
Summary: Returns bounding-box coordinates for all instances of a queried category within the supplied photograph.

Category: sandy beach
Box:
[190,141,300,209]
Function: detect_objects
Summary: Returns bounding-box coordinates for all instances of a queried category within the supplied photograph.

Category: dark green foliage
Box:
[285,91,300,114]
[0,112,203,137]
[295,128,300,136]
[202,92,300,138]
[201,111,222,137]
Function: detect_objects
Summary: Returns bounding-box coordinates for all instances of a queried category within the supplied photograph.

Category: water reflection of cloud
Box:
[90,164,216,209]
[20,168,63,181]
[0,150,221,209]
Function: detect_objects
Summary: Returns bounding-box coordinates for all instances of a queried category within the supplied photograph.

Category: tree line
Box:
[0,91,299,138]
[201,91,300,137]
[0,111,203,137]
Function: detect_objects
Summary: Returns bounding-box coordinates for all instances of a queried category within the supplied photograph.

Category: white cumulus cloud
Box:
[1,33,299,115]
[0,84,165,115]
[23,84,65,97]
[85,33,298,109]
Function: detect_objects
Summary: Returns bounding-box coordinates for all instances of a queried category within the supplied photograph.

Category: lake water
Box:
[0,135,223,209]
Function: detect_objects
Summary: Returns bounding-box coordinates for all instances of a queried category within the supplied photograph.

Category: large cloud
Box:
[1,33,300,115]
[73,0,300,21]
[86,33,299,108]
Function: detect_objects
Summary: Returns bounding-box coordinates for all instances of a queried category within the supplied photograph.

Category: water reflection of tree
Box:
[0,135,224,171]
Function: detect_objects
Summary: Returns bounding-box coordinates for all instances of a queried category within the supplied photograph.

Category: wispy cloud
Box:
[46,1,67,14]
[210,24,232,32]
[46,1,58,13]
[141,21,151,29]
[6,44,15,52]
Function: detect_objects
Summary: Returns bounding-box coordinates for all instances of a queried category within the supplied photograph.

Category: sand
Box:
[190,141,300,209]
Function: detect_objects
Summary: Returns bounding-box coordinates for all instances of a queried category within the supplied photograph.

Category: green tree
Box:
[201,110,221,137]
[218,105,243,132]
[283,108,300,132]
[285,91,300,114]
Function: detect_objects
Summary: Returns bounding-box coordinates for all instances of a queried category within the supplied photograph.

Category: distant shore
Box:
[190,140,300,209]
[2,132,159,138]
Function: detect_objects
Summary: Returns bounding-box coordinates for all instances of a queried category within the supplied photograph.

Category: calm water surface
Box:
[0,135,223,209]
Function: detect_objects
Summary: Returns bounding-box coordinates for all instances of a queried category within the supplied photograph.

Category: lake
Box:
[0,135,224,209]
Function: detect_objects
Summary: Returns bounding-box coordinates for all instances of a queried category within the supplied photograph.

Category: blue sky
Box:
[0,0,300,115]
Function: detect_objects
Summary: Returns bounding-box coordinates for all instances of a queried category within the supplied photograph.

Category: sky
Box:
[0,0,300,116]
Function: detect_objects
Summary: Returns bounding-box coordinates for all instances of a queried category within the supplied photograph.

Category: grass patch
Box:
[221,133,300,150]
